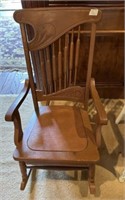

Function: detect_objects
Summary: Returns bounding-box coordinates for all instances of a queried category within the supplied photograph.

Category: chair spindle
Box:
[74,26,81,85]
[52,43,57,92]
[69,29,74,86]
[39,50,48,94]
[64,33,69,88]
[58,38,62,90]
[45,47,53,93]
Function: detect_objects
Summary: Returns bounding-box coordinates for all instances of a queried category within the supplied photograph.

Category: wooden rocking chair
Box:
[5,7,107,194]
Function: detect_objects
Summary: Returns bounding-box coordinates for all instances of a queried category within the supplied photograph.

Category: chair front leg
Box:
[19,161,28,190]
[19,161,32,190]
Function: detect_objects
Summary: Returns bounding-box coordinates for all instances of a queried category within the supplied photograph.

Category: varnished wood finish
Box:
[5,79,30,121]
[5,8,108,194]
[14,7,102,102]
[90,79,107,125]
[49,1,124,7]
[89,164,96,194]
[19,161,32,190]
[21,0,49,8]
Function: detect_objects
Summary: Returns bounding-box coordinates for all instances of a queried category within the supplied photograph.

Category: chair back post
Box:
[20,24,39,113]
[84,22,96,110]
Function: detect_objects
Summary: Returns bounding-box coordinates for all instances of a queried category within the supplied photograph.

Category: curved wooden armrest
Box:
[90,78,108,125]
[5,79,30,122]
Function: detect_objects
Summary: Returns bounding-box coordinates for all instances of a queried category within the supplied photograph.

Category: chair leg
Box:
[88,164,96,194]
[19,161,31,190]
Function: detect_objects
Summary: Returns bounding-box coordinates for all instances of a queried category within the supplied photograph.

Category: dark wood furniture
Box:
[21,0,124,98]
[5,8,107,194]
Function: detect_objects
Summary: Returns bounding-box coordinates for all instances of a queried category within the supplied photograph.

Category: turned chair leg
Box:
[19,161,32,190]
[88,164,96,194]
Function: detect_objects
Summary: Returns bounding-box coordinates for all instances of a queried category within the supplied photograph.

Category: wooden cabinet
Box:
[21,0,124,98]
[83,6,124,98]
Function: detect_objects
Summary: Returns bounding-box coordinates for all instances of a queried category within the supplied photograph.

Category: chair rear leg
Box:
[88,164,96,194]
[19,161,32,190]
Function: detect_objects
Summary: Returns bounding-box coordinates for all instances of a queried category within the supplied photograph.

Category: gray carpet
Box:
[0,95,125,200]
[0,11,26,70]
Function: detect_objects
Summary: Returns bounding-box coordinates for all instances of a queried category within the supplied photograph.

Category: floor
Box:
[0,71,28,94]
[0,0,27,94]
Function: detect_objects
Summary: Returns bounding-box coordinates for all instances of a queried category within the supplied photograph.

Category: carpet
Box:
[0,11,26,70]
[0,95,125,200]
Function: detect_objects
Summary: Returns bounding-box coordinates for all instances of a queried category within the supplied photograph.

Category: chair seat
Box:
[14,106,99,166]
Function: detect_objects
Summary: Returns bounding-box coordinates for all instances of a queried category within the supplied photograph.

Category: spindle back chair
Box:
[5,7,107,195]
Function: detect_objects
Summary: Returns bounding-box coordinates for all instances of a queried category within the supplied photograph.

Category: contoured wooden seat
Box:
[5,7,107,195]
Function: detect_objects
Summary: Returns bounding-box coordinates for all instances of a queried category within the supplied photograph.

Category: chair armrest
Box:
[90,78,108,125]
[5,79,30,122]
